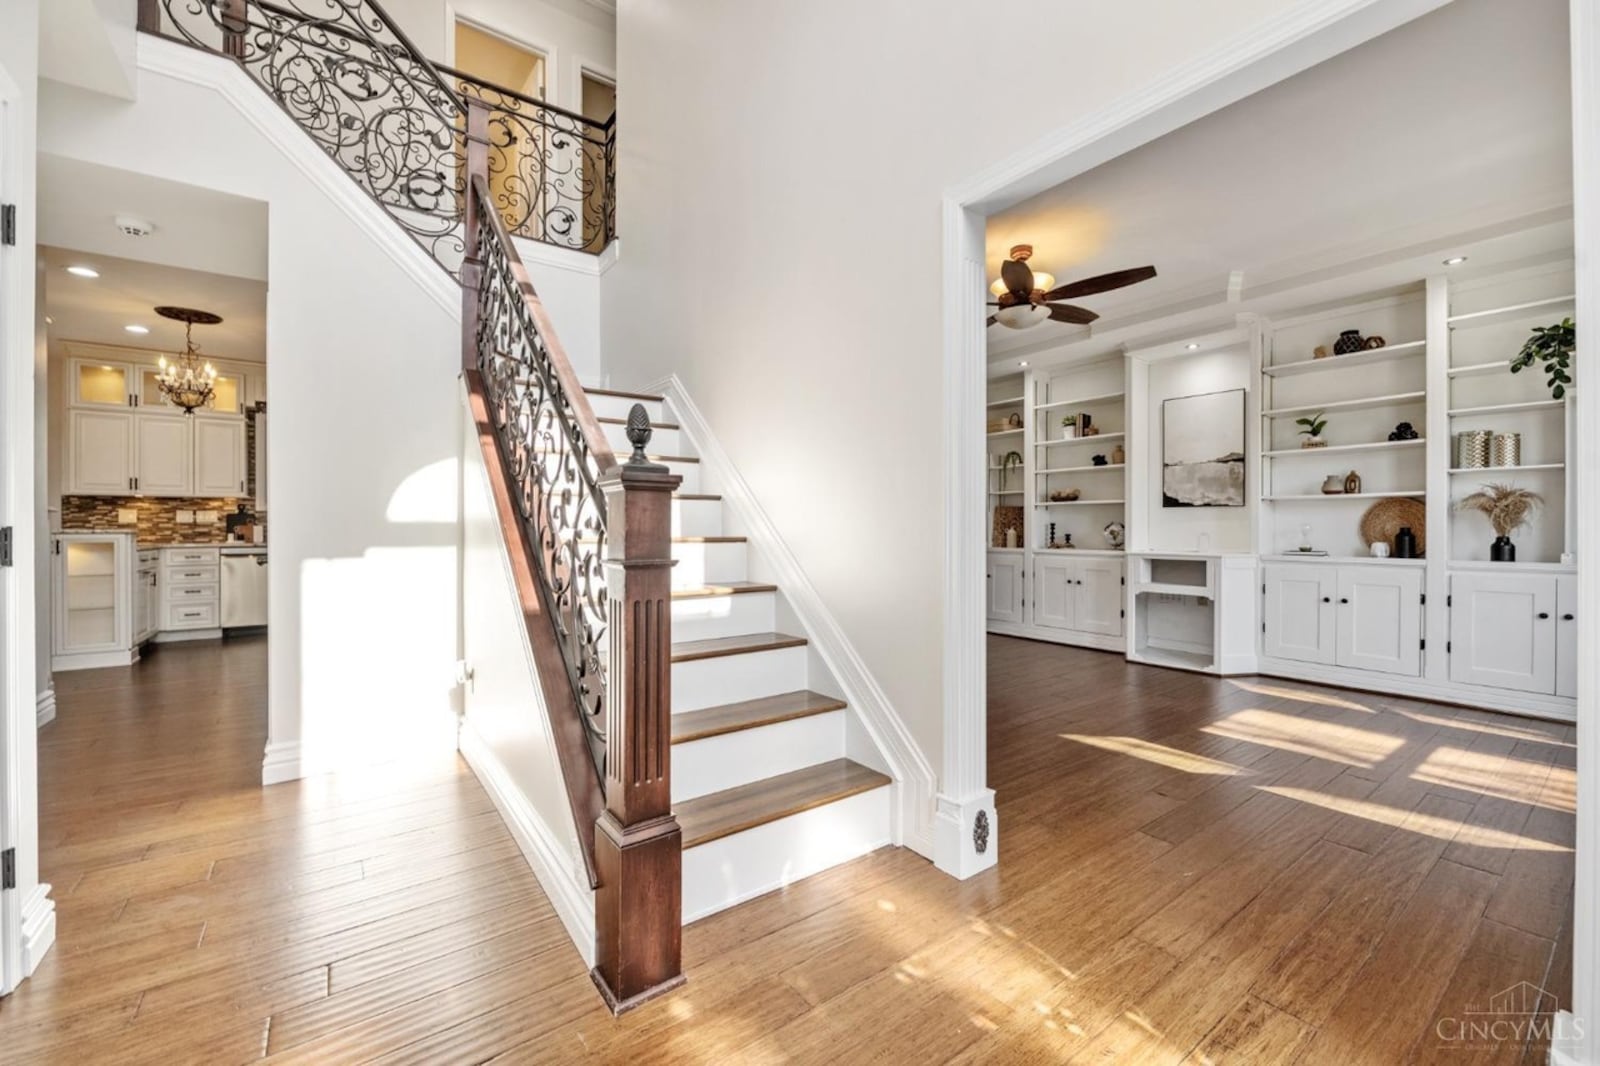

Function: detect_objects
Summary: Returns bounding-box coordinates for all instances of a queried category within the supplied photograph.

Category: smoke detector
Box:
[114,215,155,238]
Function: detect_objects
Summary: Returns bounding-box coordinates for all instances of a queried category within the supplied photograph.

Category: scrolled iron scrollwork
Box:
[472,202,614,772]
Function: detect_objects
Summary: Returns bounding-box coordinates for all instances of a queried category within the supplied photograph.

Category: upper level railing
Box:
[138,0,616,270]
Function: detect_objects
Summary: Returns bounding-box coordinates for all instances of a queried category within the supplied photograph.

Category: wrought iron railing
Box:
[468,173,617,774]
[139,0,616,268]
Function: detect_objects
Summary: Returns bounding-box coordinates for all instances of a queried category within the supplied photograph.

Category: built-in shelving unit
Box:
[1262,339,1426,377]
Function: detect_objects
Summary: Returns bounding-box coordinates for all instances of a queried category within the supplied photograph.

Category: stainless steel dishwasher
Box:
[220,546,268,629]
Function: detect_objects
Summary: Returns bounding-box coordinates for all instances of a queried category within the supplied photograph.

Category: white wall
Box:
[600,0,1293,783]
[513,237,606,385]
[38,43,464,780]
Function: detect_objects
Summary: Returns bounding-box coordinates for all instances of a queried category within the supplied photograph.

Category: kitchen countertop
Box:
[138,541,267,551]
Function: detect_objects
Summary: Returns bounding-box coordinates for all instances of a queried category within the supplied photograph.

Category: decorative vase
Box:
[1344,470,1362,494]
[1491,536,1516,562]
[1491,433,1522,468]
[1302,434,1327,449]
[1394,526,1419,559]
[1321,475,1345,495]
[1455,430,1492,469]
[1333,329,1365,355]
[1111,444,1125,464]
[1364,335,1387,349]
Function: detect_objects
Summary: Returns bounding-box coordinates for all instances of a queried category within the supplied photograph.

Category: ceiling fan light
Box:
[1032,272,1055,293]
[995,304,1051,330]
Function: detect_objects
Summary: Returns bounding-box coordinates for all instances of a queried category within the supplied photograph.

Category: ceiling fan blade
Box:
[1047,304,1099,325]
[1001,258,1034,294]
[987,314,998,328]
[1043,266,1157,301]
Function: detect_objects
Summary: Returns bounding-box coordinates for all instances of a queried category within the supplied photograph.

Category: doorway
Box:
[581,71,614,252]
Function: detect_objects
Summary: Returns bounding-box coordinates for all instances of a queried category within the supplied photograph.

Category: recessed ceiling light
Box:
[1185,342,1200,351]
[66,265,100,278]
[1019,361,1029,367]
[1443,256,1468,266]
[125,324,150,335]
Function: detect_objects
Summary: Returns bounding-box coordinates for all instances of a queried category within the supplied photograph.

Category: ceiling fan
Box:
[988,245,1157,330]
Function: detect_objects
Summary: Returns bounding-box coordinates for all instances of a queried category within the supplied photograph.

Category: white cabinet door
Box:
[1449,573,1556,694]
[69,410,135,495]
[1032,556,1075,630]
[1263,565,1336,665]
[1336,566,1422,676]
[987,554,1024,625]
[1075,557,1124,636]
[194,419,247,497]
[135,416,193,496]
[70,359,135,408]
[1557,575,1577,699]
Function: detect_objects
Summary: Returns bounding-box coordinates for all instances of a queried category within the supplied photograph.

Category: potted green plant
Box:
[1509,317,1576,399]
[1457,483,1543,562]
[1296,412,1328,449]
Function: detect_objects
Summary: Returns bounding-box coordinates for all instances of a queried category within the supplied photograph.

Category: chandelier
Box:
[153,306,222,414]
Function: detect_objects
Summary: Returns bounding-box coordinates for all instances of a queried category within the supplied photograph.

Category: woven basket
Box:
[1360,497,1426,556]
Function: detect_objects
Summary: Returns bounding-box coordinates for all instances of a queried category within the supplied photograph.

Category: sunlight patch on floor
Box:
[1225,678,1373,712]
[1412,746,1573,813]
[1259,787,1572,851]
[1202,708,1403,768]
[1390,707,1575,747]
[1060,734,1247,776]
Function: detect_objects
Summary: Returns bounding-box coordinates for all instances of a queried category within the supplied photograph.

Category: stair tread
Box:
[599,415,680,430]
[672,536,746,544]
[672,690,846,744]
[672,582,776,600]
[650,454,700,464]
[674,493,722,501]
[586,387,664,402]
[672,632,807,663]
[676,758,889,849]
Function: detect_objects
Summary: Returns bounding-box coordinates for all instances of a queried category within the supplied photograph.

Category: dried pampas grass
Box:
[1457,484,1543,538]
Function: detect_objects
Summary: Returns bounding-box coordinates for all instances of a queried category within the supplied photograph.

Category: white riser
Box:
[664,460,700,494]
[682,786,892,923]
[586,394,664,422]
[670,541,745,587]
[673,646,807,712]
[671,591,776,642]
[673,710,845,803]
[602,421,682,456]
[672,497,722,538]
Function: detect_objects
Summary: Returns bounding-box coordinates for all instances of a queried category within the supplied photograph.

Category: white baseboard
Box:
[150,629,223,644]
[649,373,939,862]
[458,717,596,967]
[1257,658,1577,722]
[35,689,55,729]
[20,884,55,977]
[51,648,138,672]
[260,740,303,786]
[985,620,1126,653]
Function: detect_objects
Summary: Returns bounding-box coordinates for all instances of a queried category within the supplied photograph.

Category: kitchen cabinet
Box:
[1032,554,1125,638]
[1557,576,1577,699]
[135,415,194,496]
[987,552,1024,626]
[194,419,247,497]
[1449,572,1562,695]
[68,410,135,494]
[1263,563,1421,676]
[71,359,135,408]
[135,365,247,416]
[134,549,160,644]
[162,547,221,632]
[52,533,138,671]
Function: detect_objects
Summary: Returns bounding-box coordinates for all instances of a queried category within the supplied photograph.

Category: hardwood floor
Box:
[0,635,1574,1063]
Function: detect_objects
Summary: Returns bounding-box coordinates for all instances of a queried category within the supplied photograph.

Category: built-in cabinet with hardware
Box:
[1032,554,1124,637]
[1263,562,1422,677]
[135,549,160,644]
[986,551,1024,625]
[53,533,139,671]
[160,547,222,636]
[1448,570,1575,697]
[63,347,261,499]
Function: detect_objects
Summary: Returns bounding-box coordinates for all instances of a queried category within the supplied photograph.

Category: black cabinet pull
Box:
[1538,612,1551,620]
[1339,597,1350,604]
[1563,613,1575,621]
[1321,596,1331,603]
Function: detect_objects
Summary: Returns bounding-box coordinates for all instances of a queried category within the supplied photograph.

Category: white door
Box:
[1032,556,1075,630]
[194,420,246,497]
[1449,573,1556,694]
[1075,557,1125,636]
[135,416,193,497]
[1263,564,1336,665]
[1335,566,1422,676]
[1557,575,1577,699]
[68,409,135,495]
[986,554,1024,625]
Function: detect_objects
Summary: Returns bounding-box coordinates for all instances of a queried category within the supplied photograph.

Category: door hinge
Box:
[2,847,14,890]
[1120,576,1126,586]
[1120,608,1126,619]
[1447,640,1452,654]
[1,204,15,246]
[0,526,11,567]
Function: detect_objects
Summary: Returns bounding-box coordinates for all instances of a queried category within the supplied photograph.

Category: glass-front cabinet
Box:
[52,533,135,666]
[72,360,135,408]
[136,366,246,415]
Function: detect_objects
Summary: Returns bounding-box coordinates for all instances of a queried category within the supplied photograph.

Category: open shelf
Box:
[1262,340,1425,378]
[1447,294,1575,329]
[1262,391,1426,418]
[1262,490,1425,502]
[986,428,1024,438]
[986,395,1026,407]
[1036,432,1126,446]
[1449,463,1565,474]
[1036,463,1125,475]
[1448,399,1565,417]
[1036,499,1126,507]
[1034,391,1126,412]
[1446,360,1512,378]
[1127,646,1215,672]
[1262,438,1425,459]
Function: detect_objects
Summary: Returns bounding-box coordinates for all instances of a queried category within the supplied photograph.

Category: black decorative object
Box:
[1333,329,1366,355]
[625,404,654,464]
[973,810,990,854]
[1048,522,1057,548]
[1491,536,1517,562]
[1394,526,1419,559]
[1091,454,1108,466]
[1387,421,1419,442]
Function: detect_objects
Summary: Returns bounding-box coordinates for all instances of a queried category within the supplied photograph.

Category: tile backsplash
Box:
[60,496,265,544]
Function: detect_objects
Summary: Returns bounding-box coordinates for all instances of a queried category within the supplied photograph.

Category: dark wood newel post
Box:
[592,410,684,1013]
[218,0,248,58]
[459,98,490,373]
[136,0,161,33]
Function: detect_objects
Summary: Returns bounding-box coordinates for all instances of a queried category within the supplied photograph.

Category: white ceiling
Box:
[985,0,1573,359]
[43,246,268,365]
[37,155,268,282]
